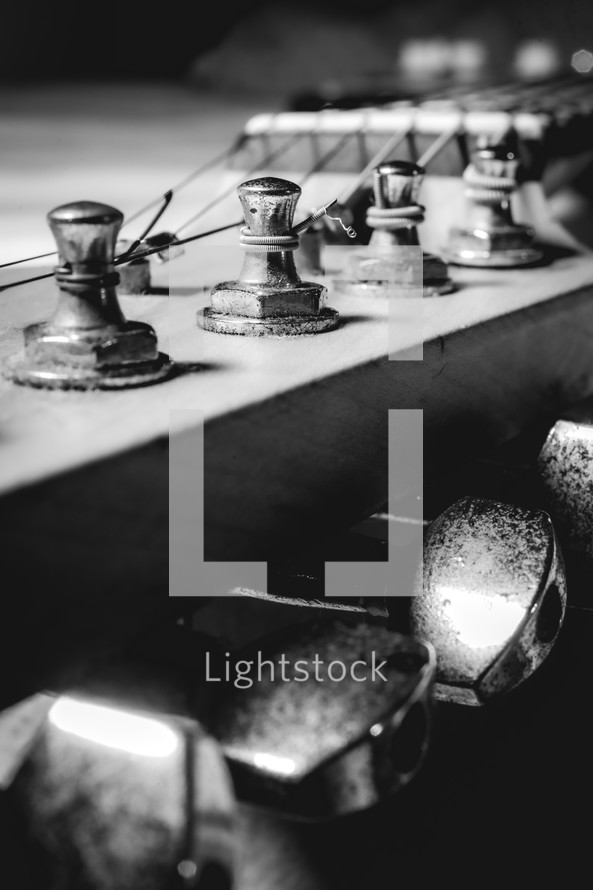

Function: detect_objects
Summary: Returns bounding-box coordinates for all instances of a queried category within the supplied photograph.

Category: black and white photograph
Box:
[1,1,593,886]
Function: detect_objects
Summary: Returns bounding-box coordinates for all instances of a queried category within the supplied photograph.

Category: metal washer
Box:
[4,352,175,390]
[447,246,544,268]
[198,307,340,336]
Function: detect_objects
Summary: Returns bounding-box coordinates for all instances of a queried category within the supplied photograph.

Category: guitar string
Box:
[120,134,357,254]
[0,132,305,288]
[0,142,246,270]
[2,73,586,272]
[122,139,245,229]
[0,130,289,271]
[0,131,364,285]
[0,124,464,293]
[0,132,352,290]
[337,128,412,206]
[0,221,246,292]
[117,190,174,260]
[173,131,310,235]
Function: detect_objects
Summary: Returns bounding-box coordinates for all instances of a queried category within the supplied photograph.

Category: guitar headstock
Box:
[1,73,593,702]
[1,69,593,887]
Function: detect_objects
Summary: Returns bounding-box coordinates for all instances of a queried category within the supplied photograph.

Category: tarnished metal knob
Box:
[335,161,455,297]
[3,693,236,890]
[198,177,339,336]
[538,405,593,561]
[208,616,435,819]
[447,141,543,267]
[410,497,566,706]
[6,201,173,389]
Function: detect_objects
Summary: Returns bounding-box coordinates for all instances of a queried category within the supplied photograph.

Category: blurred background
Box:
[2,0,592,92]
[1,0,592,263]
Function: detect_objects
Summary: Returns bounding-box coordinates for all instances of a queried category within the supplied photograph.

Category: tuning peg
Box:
[197,177,339,336]
[207,615,435,819]
[333,161,455,298]
[409,497,566,705]
[369,161,455,296]
[446,140,543,267]
[3,692,236,890]
[5,202,174,389]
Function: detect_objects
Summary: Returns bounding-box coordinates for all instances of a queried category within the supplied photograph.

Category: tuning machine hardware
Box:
[410,497,566,706]
[447,140,543,267]
[333,161,455,298]
[538,405,593,561]
[207,616,435,820]
[4,692,236,890]
[197,177,340,336]
[5,202,174,390]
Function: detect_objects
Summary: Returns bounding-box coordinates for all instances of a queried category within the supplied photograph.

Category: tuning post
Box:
[5,201,174,390]
[334,161,456,298]
[197,177,340,336]
[447,139,543,267]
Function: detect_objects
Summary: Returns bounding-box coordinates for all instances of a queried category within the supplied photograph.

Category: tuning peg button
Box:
[7,694,236,890]
[410,497,567,705]
[6,201,174,390]
[538,406,593,561]
[208,616,435,819]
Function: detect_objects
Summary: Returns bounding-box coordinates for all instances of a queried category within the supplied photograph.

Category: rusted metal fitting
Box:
[447,140,543,267]
[208,616,435,819]
[538,405,593,561]
[198,177,340,336]
[4,693,236,890]
[6,202,174,389]
[409,497,566,706]
[333,161,455,298]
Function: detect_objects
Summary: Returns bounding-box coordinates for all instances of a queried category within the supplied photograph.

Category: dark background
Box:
[2,1,592,90]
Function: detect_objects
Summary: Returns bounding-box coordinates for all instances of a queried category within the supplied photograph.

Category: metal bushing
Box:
[208,615,435,819]
[5,202,174,389]
[447,142,543,267]
[197,177,339,336]
[538,407,593,560]
[4,693,236,890]
[336,161,455,298]
[410,497,567,706]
